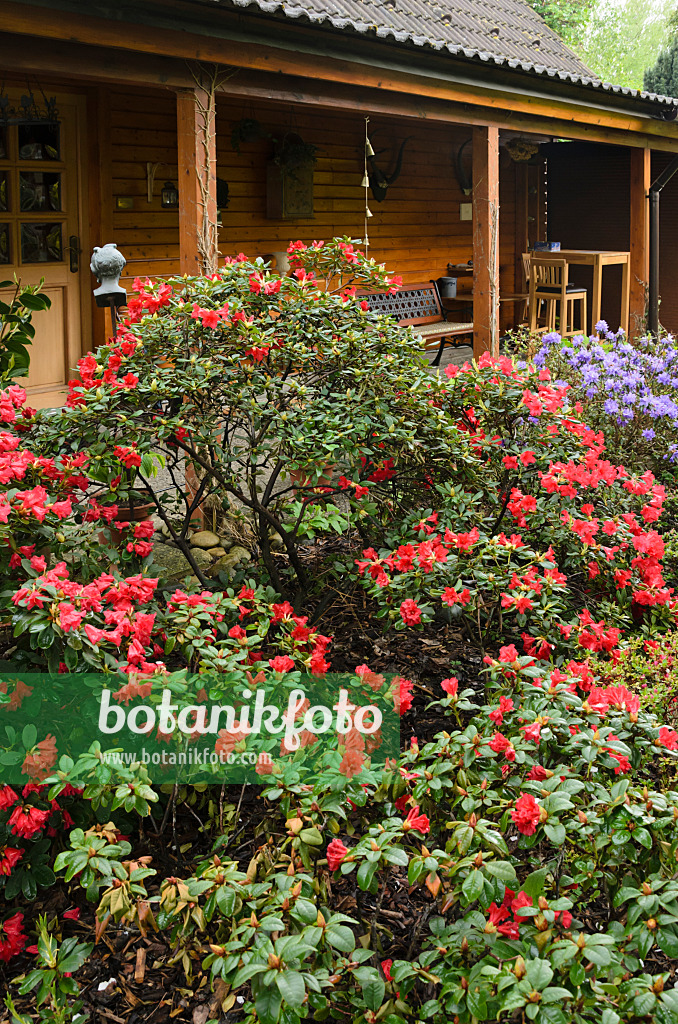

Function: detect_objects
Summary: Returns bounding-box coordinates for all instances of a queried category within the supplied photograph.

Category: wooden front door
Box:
[0,91,88,408]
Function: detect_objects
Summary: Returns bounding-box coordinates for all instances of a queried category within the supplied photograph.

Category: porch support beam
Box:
[629,148,651,335]
[472,126,500,358]
[176,82,218,276]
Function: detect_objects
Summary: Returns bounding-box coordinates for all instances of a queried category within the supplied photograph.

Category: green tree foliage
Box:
[525,0,596,49]
[644,7,678,96]
[581,0,673,89]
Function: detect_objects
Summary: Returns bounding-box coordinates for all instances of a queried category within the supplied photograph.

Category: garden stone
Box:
[151,542,211,580]
[207,546,227,559]
[190,530,220,549]
[217,536,234,551]
[229,545,252,564]
[208,553,238,578]
[269,531,285,551]
[190,548,213,568]
[150,542,194,580]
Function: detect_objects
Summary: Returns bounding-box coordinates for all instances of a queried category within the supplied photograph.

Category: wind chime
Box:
[361,117,374,254]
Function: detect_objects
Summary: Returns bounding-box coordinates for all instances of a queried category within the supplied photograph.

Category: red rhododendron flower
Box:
[0,845,22,876]
[511,793,541,835]
[268,655,295,674]
[22,734,58,782]
[8,804,51,838]
[659,726,678,751]
[327,838,349,870]
[399,599,421,625]
[0,912,26,961]
[63,907,81,920]
[0,786,18,811]
[392,676,414,715]
[402,805,430,834]
[441,677,458,696]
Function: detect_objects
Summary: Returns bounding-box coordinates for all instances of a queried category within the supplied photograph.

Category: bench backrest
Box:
[359,282,442,325]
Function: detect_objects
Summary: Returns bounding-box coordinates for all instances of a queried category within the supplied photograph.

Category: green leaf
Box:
[521,867,549,898]
[461,869,484,904]
[22,723,37,750]
[20,292,51,311]
[256,984,283,1024]
[325,924,355,952]
[361,972,386,1011]
[525,960,554,990]
[216,887,237,917]
[276,970,306,1008]
[543,822,566,845]
[484,860,516,882]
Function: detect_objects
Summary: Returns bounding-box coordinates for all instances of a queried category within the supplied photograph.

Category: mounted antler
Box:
[367,136,412,202]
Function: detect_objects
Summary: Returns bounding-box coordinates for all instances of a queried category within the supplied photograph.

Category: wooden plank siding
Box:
[105,88,522,330]
[547,141,678,336]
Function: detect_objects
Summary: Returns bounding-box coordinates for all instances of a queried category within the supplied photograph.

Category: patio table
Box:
[530,249,630,336]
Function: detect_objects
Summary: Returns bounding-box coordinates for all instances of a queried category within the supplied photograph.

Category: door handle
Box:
[67,235,80,273]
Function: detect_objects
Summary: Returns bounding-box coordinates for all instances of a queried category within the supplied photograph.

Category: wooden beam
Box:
[514,162,529,303]
[629,147,651,336]
[472,126,500,357]
[3,34,678,153]
[176,83,218,276]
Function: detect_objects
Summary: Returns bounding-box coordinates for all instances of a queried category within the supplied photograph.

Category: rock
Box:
[229,545,252,564]
[208,554,238,579]
[206,546,227,559]
[190,530,220,549]
[208,545,251,578]
[217,535,234,551]
[269,531,285,551]
[150,542,211,580]
[150,542,194,580]
[190,548,213,569]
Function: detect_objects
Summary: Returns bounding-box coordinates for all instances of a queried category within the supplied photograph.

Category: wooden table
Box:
[531,249,630,336]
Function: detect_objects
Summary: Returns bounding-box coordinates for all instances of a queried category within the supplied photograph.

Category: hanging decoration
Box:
[362,117,373,254]
[0,83,59,126]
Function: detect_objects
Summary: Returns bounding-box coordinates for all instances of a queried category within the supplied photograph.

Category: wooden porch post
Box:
[176,82,218,275]
[472,126,500,357]
[629,147,651,336]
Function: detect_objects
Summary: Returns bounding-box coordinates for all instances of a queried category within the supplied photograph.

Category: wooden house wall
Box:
[107,87,181,290]
[547,141,678,335]
[651,152,678,336]
[105,88,520,328]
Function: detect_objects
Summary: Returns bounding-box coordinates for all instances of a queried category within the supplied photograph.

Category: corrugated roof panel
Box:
[213,0,678,108]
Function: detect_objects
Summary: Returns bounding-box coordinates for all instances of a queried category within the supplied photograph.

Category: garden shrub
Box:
[5,251,678,1022]
[0,278,50,383]
[532,326,678,480]
[354,351,674,659]
[29,238,462,601]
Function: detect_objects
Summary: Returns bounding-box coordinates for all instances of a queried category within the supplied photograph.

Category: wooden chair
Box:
[500,253,531,324]
[529,257,587,337]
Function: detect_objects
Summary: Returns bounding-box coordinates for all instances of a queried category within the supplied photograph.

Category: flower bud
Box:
[514,956,527,979]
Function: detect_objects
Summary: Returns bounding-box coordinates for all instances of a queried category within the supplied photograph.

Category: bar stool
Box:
[529,257,587,337]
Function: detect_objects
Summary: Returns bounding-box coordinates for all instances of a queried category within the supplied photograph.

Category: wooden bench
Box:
[359,281,473,366]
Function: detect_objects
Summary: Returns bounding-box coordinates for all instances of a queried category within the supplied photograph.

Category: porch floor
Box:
[426,343,474,374]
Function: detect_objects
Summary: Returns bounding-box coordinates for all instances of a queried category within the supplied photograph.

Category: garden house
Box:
[2,0,678,405]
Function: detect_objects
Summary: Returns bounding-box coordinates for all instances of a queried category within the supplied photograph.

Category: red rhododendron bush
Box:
[3,241,678,1022]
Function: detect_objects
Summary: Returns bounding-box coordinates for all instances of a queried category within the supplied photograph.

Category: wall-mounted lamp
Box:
[161,181,179,208]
